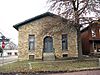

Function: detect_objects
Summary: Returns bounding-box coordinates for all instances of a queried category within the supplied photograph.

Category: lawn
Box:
[0,58,99,73]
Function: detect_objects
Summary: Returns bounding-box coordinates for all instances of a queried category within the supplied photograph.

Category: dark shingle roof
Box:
[13,12,57,30]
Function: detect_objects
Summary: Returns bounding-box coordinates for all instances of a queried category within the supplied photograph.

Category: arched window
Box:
[43,36,53,52]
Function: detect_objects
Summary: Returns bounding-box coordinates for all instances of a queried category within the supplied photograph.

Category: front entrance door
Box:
[44,36,53,52]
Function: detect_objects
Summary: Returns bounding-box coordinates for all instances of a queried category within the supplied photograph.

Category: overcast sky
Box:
[0,0,48,45]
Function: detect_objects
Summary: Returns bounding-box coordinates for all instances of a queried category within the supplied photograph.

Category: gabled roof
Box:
[81,26,89,33]
[81,19,100,33]
[13,12,58,30]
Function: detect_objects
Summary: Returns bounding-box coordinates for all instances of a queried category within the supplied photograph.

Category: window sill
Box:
[28,51,35,54]
[62,50,68,54]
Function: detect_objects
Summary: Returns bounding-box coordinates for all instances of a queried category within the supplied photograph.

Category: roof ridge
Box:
[13,12,57,30]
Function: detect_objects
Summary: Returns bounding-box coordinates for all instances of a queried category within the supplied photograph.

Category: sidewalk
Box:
[0,56,18,60]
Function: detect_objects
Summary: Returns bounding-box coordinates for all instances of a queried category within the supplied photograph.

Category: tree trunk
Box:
[77,28,83,59]
[74,9,83,59]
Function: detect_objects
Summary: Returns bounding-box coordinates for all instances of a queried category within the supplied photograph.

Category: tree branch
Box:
[76,0,79,10]
[78,0,89,16]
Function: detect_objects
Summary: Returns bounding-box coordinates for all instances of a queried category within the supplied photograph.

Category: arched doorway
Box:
[43,36,53,52]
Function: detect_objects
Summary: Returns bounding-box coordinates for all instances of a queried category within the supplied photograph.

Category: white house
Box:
[2,49,18,56]
[0,32,18,57]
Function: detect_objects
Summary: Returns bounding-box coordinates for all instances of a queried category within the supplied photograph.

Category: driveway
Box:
[0,56,18,66]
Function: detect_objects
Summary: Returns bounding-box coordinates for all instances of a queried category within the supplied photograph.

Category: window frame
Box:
[91,29,96,37]
[28,35,35,51]
[62,34,68,51]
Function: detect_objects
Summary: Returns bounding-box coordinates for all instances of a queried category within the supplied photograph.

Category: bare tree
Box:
[47,0,100,58]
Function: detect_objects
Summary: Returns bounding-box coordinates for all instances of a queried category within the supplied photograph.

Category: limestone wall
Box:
[18,15,78,60]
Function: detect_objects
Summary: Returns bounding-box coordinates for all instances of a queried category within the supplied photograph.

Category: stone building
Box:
[13,12,78,60]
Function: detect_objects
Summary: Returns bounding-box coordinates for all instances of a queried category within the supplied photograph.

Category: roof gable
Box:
[81,19,100,33]
[13,12,58,30]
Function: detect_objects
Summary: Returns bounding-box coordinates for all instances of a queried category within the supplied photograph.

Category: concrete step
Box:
[43,53,55,61]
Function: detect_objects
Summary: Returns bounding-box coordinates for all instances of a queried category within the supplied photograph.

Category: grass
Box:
[0,58,99,73]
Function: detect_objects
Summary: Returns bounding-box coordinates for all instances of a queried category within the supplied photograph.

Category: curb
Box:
[0,67,100,74]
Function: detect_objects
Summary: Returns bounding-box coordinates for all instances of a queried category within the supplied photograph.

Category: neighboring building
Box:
[4,41,18,50]
[3,50,18,56]
[0,32,18,56]
[2,42,18,56]
[81,19,100,55]
[13,12,78,60]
